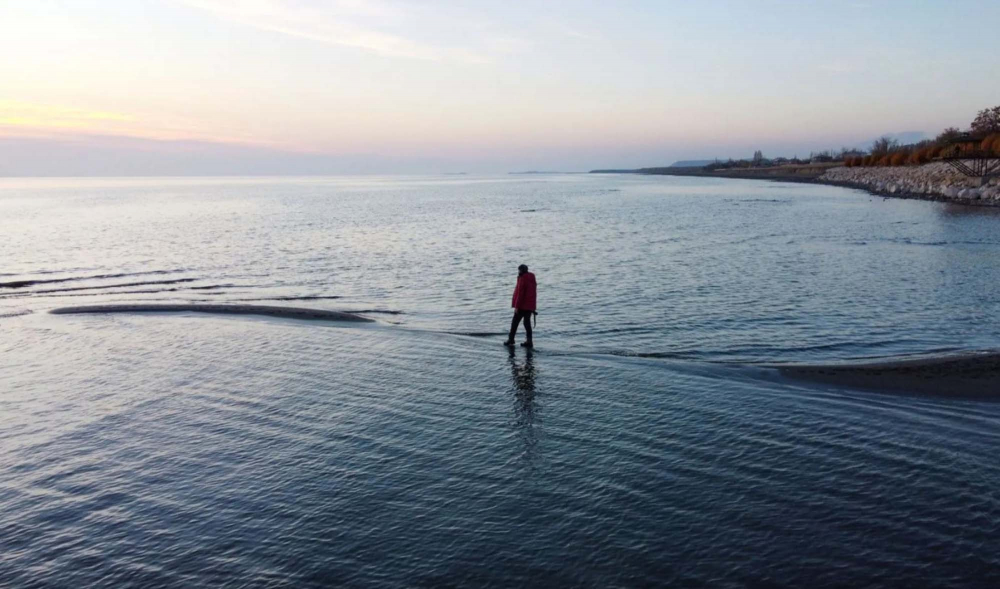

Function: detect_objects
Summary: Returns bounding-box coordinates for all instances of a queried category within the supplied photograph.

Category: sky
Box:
[1,0,998,175]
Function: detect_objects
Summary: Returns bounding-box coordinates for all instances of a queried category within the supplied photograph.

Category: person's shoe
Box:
[520,341,533,348]
[503,340,515,346]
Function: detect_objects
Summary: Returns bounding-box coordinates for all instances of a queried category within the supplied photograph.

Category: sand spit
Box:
[774,352,1000,398]
[50,304,374,323]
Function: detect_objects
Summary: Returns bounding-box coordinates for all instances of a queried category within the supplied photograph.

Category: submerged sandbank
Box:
[774,352,1000,398]
[50,304,374,323]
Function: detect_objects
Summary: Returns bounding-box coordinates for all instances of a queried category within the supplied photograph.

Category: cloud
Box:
[176,0,493,63]
[0,100,297,151]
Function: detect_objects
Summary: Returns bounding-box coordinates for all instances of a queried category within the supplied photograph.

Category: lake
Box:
[3,174,1000,587]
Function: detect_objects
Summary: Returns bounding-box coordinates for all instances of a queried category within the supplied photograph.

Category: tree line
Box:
[844,105,1000,168]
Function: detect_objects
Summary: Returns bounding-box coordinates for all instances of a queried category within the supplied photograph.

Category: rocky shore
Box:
[821,162,1000,206]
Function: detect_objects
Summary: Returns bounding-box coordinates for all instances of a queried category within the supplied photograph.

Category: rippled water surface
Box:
[3,175,1000,587]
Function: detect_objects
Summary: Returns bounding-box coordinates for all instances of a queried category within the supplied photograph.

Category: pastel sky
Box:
[1,0,998,175]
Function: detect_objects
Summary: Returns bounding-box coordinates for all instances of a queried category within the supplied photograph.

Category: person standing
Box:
[504,264,536,347]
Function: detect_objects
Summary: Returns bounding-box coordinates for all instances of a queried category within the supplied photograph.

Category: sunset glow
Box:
[2,0,998,174]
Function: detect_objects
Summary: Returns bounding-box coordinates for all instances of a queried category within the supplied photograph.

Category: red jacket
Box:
[512,272,537,311]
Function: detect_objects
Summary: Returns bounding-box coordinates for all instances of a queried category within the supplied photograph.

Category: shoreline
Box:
[592,165,1000,208]
[808,178,1000,208]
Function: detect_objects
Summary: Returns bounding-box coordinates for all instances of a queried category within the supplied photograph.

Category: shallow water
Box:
[3,175,1000,587]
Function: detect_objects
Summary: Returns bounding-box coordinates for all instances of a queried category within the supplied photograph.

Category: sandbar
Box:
[774,352,1000,398]
[49,304,374,323]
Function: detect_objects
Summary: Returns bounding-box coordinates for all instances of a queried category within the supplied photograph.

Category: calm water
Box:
[3,175,1000,587]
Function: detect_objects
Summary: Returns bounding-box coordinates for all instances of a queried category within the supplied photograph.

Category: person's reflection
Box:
[508,348,539,467]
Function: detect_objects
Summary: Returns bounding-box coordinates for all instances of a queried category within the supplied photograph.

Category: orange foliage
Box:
[982,134,1000,151]
[993,136,1000,155]
[926,145,942,159]
[908,148,929,165]
[889,152,907,166]
[877,156,890,166]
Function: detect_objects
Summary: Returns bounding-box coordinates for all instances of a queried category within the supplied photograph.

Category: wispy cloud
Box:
[0,101,293,149]
[177,0,494,63]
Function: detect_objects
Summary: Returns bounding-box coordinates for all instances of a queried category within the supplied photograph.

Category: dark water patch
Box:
[583,326,654,336]
[28,290,180,299]
[49,303,374,323]
[445,331,508,337]
[720,338,923,357]
[0,308,32,318]
[606,349,712,361]
[183,295,343,303]
[351,309,404,315]
[26,285,235,299]
[0,269,182,289]
[2,278,198,296]
[841,237,1000,248]
[252,295,343,301]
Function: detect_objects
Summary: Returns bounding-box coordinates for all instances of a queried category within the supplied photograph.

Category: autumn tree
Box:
[981,133,1000,151]
[935,127,962,144]
[971,106,1000,136]
[871,136,898,156]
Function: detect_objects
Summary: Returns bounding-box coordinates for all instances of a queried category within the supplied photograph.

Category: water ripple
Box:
[3,175,1000,587]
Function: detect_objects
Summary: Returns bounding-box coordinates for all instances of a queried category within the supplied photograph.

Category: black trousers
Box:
[508,309,534,342]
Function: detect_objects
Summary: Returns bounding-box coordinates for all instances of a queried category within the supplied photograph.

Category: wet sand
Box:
[50,304,374,323]
[775,352,1000,398]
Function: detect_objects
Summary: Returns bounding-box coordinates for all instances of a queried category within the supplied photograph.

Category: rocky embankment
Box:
[821,162,1000,205]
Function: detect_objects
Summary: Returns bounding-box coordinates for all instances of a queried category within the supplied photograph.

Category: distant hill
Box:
[670,160,714,168]
[855,132,926,151]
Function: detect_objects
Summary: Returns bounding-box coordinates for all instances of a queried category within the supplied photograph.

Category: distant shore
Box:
[591,162,1000,207]
[591,162,838,183]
